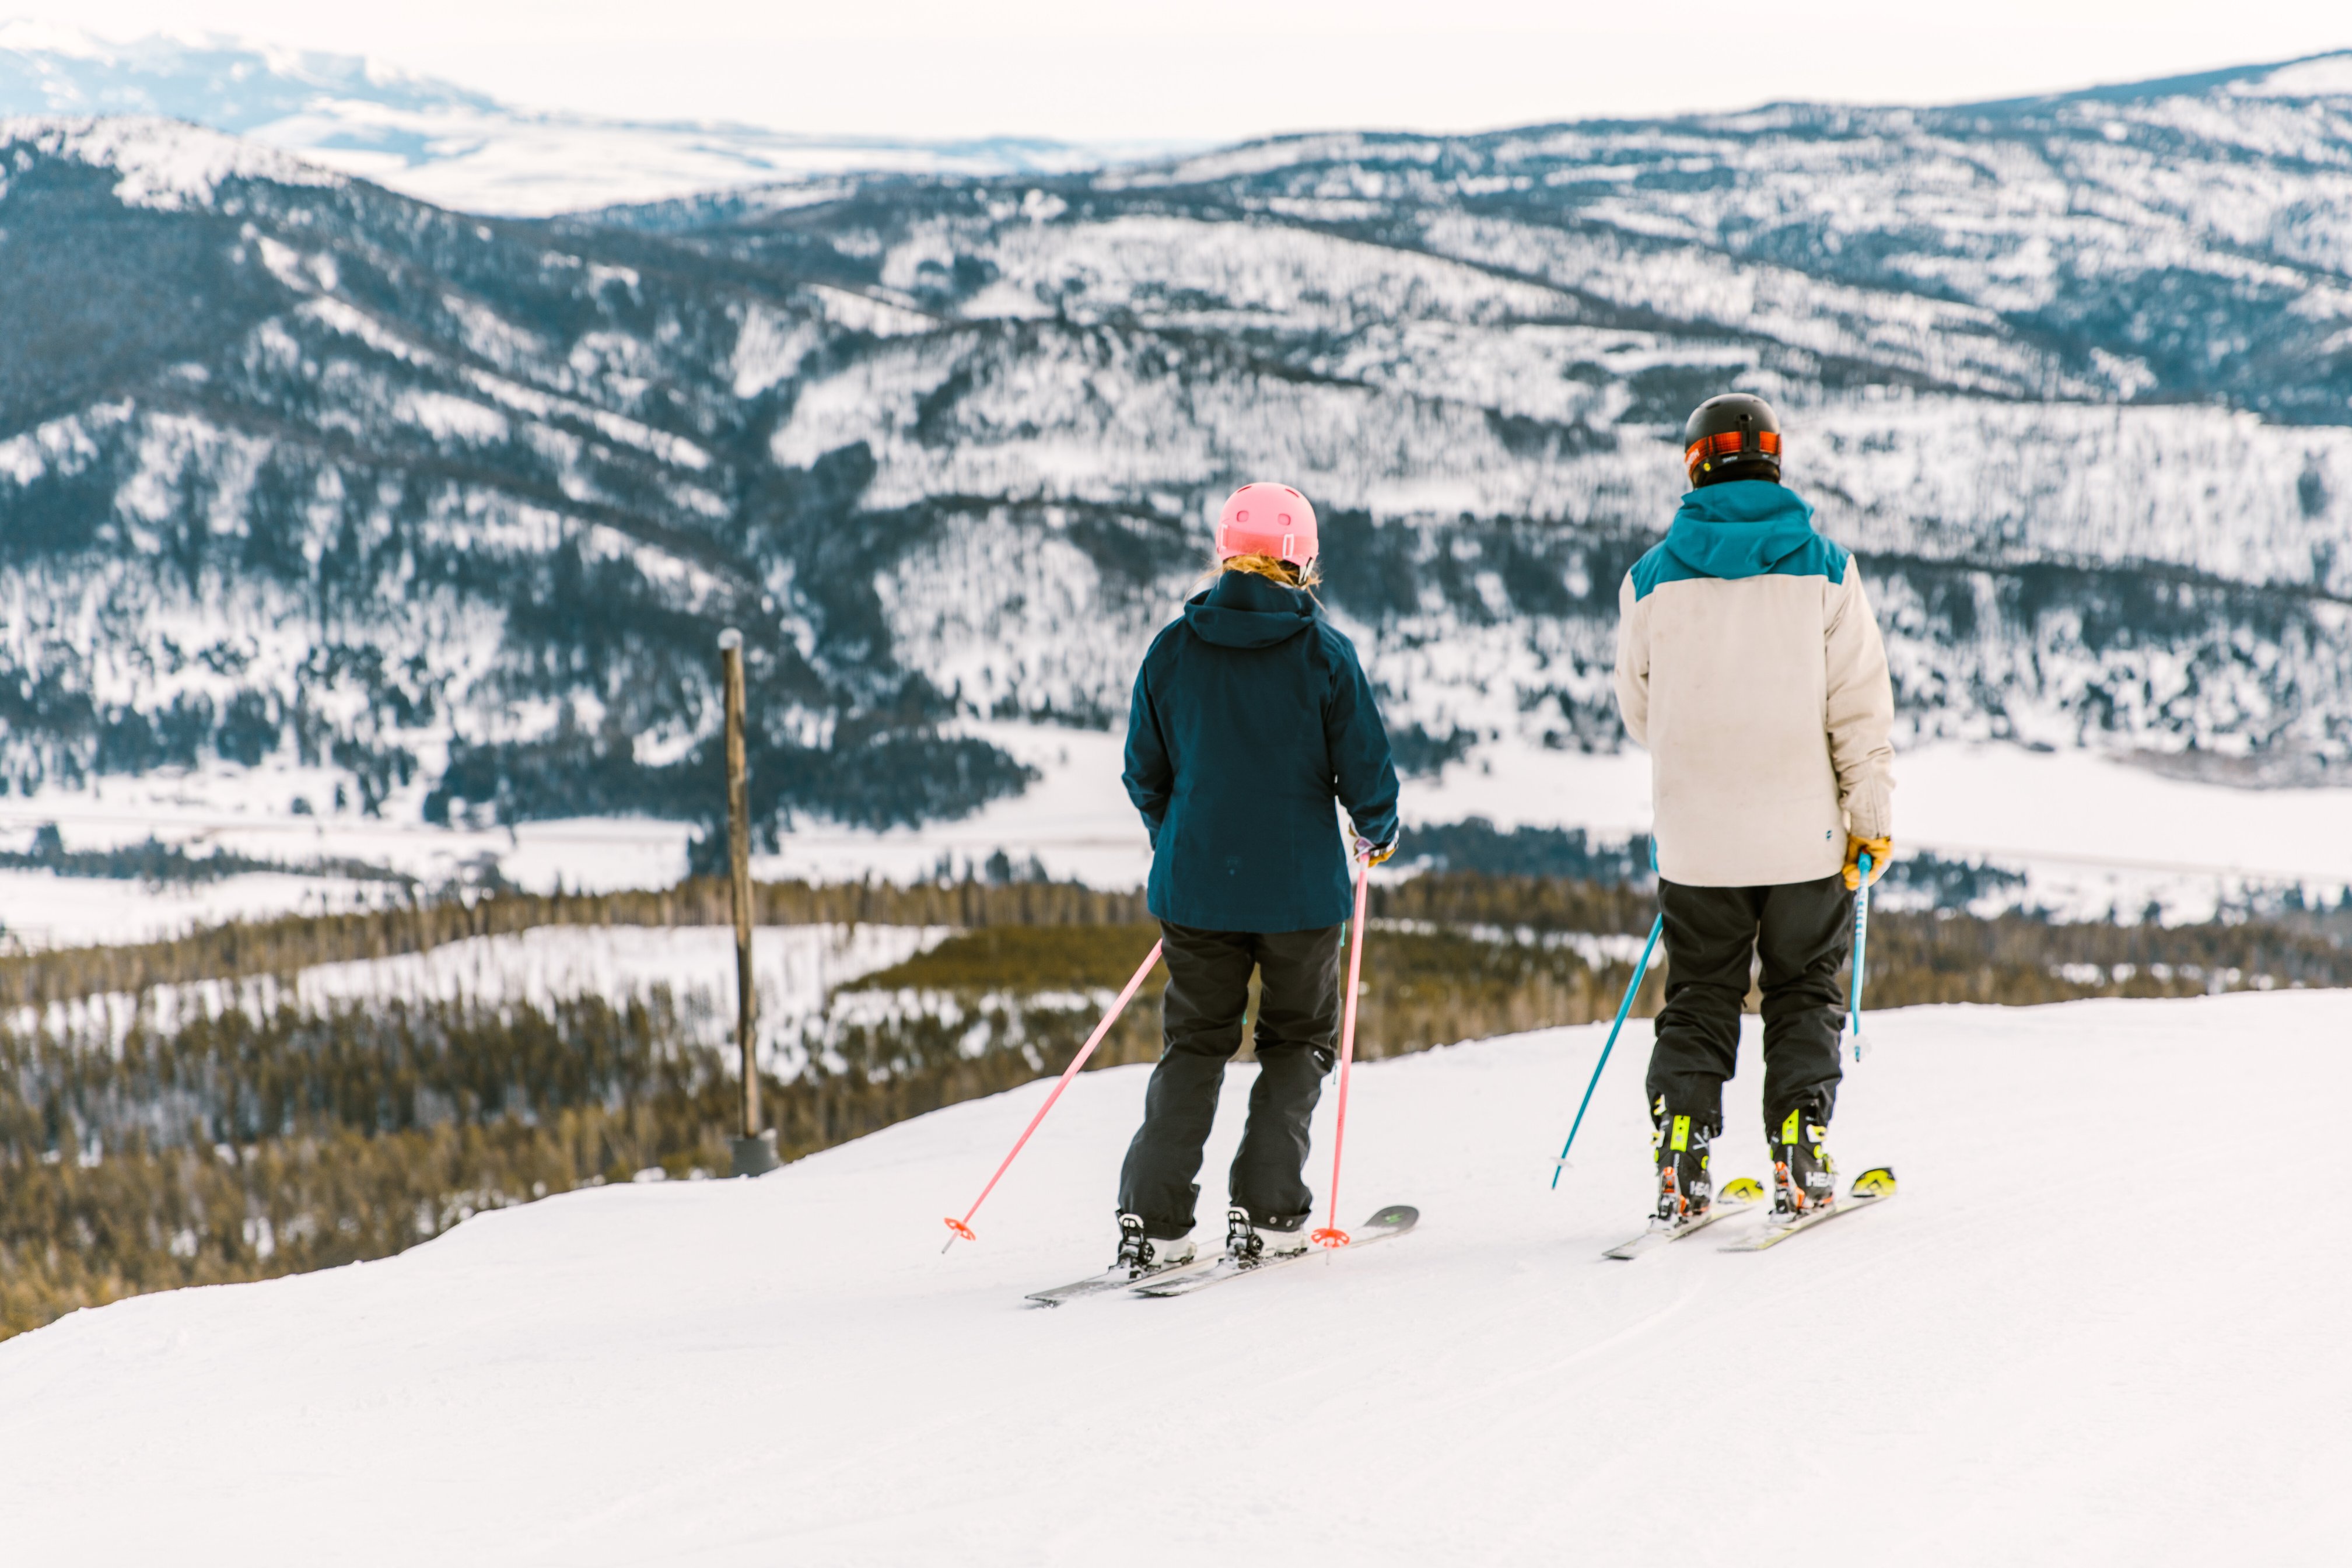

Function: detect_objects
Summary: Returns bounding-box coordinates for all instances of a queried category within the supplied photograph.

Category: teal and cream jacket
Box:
[1612,480,1896,888]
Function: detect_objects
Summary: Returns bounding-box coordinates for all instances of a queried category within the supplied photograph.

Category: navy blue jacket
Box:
[1124,571,1401,933]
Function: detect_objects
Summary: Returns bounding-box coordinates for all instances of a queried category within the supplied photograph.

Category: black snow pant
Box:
[1644,873,1852,1137]
[1117,921,1342,1239]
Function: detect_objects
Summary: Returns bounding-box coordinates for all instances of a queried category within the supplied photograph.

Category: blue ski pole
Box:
[1550,911,1664,1188]
[1847,852,1874,1062]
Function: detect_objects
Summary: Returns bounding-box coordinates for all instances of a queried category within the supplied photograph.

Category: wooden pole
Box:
[720,628,777,1176]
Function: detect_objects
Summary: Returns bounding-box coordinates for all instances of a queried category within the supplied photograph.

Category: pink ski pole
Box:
[942,939,1164,1251]
[1310,855,1374,1249]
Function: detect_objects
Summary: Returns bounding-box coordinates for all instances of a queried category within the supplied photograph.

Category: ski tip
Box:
[1717,1176,1766,1205]
[1851,1167,1898,1198]
[1366,1203,1419,1231]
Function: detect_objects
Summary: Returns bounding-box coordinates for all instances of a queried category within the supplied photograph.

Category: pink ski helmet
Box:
[1214,482,1318,568]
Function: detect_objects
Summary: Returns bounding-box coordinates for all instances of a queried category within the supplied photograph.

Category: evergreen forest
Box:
[6,871,2350,1339]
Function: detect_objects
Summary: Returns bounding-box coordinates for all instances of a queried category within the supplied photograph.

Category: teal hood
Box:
[1663,481,1821,579]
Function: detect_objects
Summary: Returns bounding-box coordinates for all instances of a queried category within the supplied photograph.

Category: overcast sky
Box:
[30,1,2352,142]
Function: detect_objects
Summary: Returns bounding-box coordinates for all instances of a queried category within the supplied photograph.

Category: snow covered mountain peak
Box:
[0,25,1150,216]
[0,113,342,209]
[0,22,491,127]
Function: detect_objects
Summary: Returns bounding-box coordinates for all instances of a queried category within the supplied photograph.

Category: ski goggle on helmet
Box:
[1215,482,1318,568]
[1682,393,1782,487]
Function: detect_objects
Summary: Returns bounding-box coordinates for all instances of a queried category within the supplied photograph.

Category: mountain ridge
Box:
[0,25,1166,215]
[1,52,2350,848]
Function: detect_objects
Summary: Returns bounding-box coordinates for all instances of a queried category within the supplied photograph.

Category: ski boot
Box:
[1651,1098,1714,1224]
[1769,1106,1838,1216]
[1115,1213,1195,1275]
[1223,1206,1310,1263]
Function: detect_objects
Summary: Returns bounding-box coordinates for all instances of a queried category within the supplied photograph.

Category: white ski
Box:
[1601,1178,1765,1259]
[1132,1205,1419,1298]
[1718,1167,1898,1252]
[1026,1253,1219,1306]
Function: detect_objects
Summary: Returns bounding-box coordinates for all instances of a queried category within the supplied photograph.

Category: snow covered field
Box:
[3,990,2343,1565]
[748,729,2352,921]
[0,789,696,947]
[4,732,2348,947]
[10,924,950,1067]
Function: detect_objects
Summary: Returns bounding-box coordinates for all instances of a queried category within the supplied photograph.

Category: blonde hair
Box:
[1213,551,1321,589]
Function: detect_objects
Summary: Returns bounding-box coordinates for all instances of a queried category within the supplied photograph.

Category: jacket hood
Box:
[1184,569,1320,648]
[1664,480,1820,580]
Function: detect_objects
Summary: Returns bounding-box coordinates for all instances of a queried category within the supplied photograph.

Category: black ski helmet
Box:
[1682,393,1782,487]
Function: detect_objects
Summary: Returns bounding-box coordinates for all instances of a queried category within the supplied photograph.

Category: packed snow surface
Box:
[3,990,2343,1564]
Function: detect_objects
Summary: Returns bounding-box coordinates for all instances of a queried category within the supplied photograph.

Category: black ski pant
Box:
[1644,873,1852,1138]
[1118,920,1342,1239]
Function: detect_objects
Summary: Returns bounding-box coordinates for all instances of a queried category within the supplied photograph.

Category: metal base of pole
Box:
[730,1130,780,1178]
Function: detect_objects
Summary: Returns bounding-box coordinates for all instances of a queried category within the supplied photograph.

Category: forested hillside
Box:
[8,870,2348,1338]
[2,54,2350,848]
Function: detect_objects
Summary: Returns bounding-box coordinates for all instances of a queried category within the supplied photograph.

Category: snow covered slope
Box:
[0,24,1137,215]
[2,990,2343,1564]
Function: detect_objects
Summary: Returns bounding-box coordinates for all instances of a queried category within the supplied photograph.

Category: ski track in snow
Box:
[1,990,2344,1564]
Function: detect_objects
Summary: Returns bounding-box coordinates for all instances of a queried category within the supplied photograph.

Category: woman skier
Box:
[1613,394,1896,1225]
[1112,481,1401,1274]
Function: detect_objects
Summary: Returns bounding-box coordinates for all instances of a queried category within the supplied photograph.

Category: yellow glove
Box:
[1353,835,1397,866]
[1843,835,1892,891]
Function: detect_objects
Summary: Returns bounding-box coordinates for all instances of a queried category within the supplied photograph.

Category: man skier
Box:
[1113,481,1400,1273]
[1612,394,1896,1224]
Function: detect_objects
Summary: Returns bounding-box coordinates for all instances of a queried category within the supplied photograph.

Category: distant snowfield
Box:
[2,733,2347,944]
[1409,737,2352,919]
[758,726,2352,920]
[0,781,695,946]
[261,112,1136,219]
[0,24,1167,218]
[12,925,949,1068]
[2,990,2342,1564]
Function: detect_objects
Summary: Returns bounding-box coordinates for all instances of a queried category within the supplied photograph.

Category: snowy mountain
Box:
[4,53,2352,851]
[2,992,2343,1562]
[0,23,1142,215]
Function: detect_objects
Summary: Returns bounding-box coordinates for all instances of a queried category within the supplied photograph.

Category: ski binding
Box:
[1026,1217,1219,1306]
[1720,1166,1897,1252]
[1134,1204,1419,1298]
[1602,1175,1765,1259]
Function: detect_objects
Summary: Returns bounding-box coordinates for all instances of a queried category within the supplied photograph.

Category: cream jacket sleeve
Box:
[1613,573,1650,750]
[1824,571,1895,841]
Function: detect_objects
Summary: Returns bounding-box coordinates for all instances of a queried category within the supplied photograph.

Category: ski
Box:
[1133,1204,1419,1298]
[1601,1176,1765,1259]
[1719,1167,1898,1252]
[1026,1252,1219,1307]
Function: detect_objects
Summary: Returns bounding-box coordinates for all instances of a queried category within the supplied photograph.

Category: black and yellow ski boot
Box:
[1651,1098,1714,1224]
[1769,1105,1838,1216]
